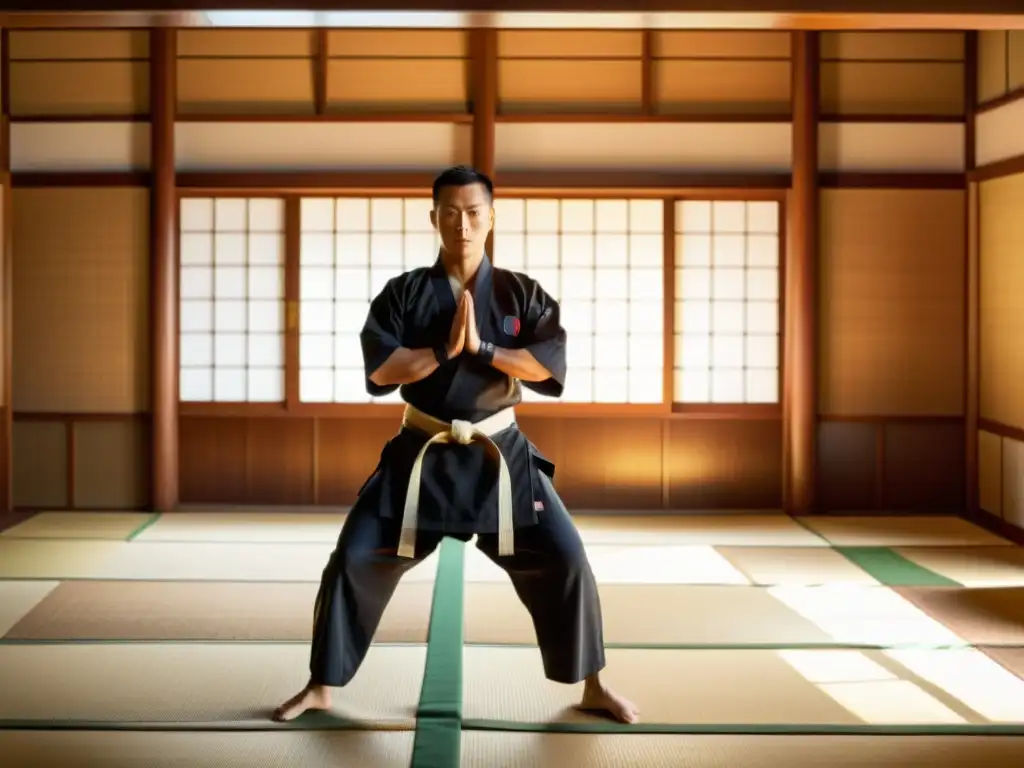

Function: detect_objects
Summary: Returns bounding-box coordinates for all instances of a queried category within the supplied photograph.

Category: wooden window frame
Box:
[176,184,785,420]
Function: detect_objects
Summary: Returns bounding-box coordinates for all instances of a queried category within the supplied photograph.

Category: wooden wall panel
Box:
[820,32,964,116]
[8,31,150,117]
[246,418,315,506]
[653,31,791,116]
[316,418,400,505]
[884,420,964,511]
[665,419,782,509]
[73,419,149,509]
[178,415,784,511]
[1005,436,1024,529]
[818,419,964,512]
[12,187,150,414]
[977,428,1024,531]
[979,429,1003,517]
[498,31,643,114]
[179,416,247,504]
[819,189,965,417]
[177,30,315,115]
[519,417,665,510]
[326,30,468,113]
[12,419,66,509]
[816,421,876,511]
[979,173,1024,431]
[977,31,1024,104]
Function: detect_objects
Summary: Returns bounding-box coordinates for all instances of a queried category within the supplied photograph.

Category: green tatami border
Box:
[0,719,413,733]
[126,513,163,541]
[410,537,466,768]
[460,719,1024,736]
[836,547,962,587]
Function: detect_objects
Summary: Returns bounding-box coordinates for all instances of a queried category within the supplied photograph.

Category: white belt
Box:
[398,404,516,559]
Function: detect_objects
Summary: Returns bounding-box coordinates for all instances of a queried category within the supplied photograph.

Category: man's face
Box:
[430,182,494,260]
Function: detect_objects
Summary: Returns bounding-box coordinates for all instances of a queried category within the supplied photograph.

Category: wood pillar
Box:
[1,29,11,514]
[964,31,979,517]
[784,31,819,515]
[151,29,178,511]
[470,29,498,254]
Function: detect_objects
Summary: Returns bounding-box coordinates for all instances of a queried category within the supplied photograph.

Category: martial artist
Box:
[274,165,638,725]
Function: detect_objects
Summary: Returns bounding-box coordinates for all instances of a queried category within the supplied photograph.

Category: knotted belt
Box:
[398,403,516,559]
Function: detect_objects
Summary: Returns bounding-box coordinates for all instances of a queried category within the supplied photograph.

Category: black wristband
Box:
[476,341,496,364]
[433,345,449,365]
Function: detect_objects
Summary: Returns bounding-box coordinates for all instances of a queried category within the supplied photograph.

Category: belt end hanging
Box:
[397,528,417,559]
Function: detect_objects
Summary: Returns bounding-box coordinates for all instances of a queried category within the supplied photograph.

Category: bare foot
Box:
[272,683,331,722]
[578,676,640,724]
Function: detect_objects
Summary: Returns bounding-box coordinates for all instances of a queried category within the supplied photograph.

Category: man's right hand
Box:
[447,294,468,359]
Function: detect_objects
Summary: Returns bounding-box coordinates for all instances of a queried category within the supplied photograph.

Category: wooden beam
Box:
[471,27,497,177]
[965,31,980,519]
[314,29,328,116]
[783,31,818,516]
[150,28,178,512]
[0,29,11,514]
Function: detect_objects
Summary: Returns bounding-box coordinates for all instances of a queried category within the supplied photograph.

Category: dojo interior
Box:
[2,15,1024,767]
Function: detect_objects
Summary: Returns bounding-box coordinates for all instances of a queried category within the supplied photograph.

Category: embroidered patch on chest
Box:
[503,316,521,337]
[534,500,544,512]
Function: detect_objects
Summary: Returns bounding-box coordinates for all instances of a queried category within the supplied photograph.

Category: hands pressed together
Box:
[446,292,482,359]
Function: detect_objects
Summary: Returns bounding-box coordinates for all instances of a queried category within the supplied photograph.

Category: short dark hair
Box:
[432,165,494,206]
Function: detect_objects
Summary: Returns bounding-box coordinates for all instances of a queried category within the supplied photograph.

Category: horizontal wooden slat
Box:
[498,30,643,58]
[9,30,149,60]
[820,62,964,115]
[653,31,791,59]
[821,31,964,61]
[176,29,313,58]
[177,59,315,115]
[654,60,790,113]
[327,29,467,58]
[10,61,149,117]
[326,60,467,111]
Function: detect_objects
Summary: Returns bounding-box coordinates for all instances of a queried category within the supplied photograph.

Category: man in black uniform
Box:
[273,166,638,725]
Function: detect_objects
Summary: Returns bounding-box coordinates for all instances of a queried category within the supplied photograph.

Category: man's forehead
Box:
[437,184,490,208]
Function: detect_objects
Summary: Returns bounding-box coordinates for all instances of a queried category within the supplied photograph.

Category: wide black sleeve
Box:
[519,279,567,398]
[359,276,405,397]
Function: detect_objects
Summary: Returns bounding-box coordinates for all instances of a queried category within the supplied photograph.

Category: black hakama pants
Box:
[308,469,607,687]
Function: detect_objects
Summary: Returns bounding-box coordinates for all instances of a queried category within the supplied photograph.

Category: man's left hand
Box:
[464,291,481,354]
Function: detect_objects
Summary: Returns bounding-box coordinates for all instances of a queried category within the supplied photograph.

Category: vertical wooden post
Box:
[964,32,979,517]
[1,29,12,514]
[784,31,819,516]
[470,29,498,255]
[151,29,178,511]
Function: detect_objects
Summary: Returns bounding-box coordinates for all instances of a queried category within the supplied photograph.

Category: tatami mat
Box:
[4,579,434,643]
[462,582,971,648]
[463,543,750,585]
[464,583,835,646]
[799,516,1011,547]
[0,539,439,583]
[0,643,424,727]
[765,585,965,646]
[894,586,1024,646]
[571,514,828,546]
[716,546,880,585]
[980,647,1024,681]
[894,546,1024,586]
[1,512,155,540]
[137,512,347,543]
[461,731,1024,767]
[0,581,59,636]
[0,540,126,579]
[0,730,415,768]
[462,646,1024,727]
